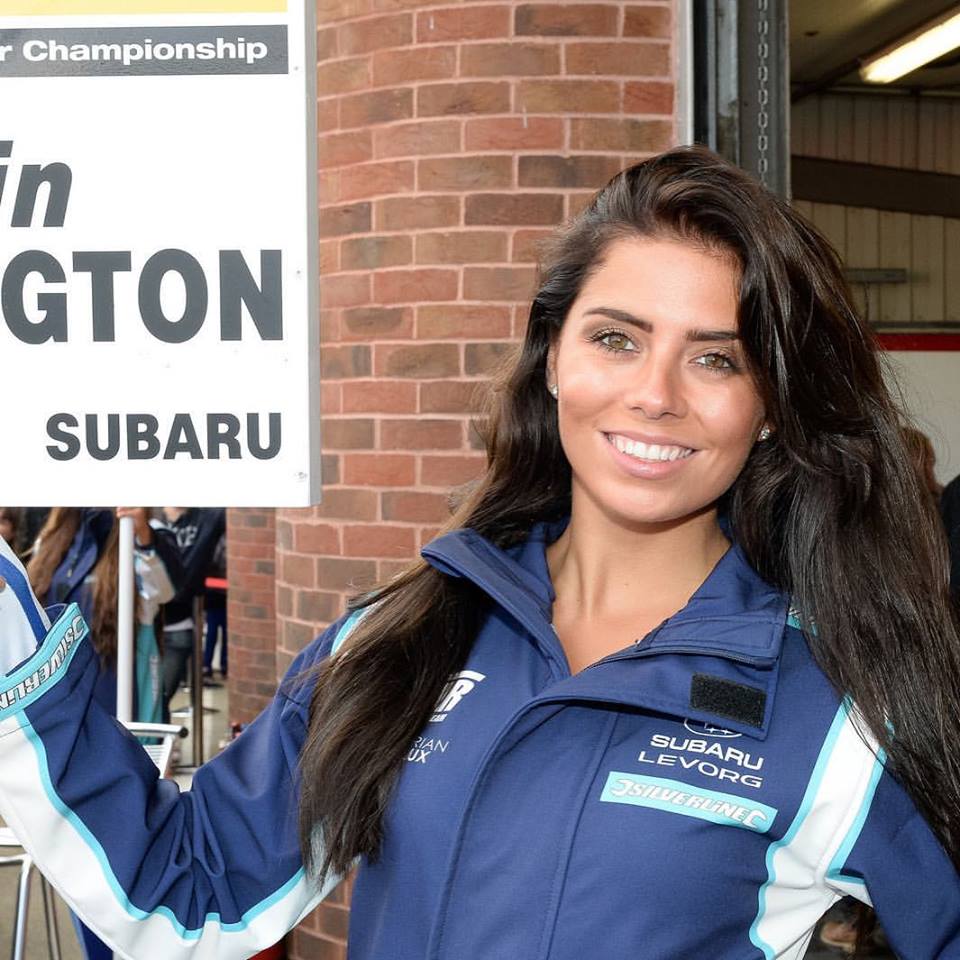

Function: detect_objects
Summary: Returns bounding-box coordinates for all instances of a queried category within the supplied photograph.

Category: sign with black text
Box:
[0,0,319,506]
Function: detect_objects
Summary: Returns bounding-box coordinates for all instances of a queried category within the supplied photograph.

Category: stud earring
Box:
[758,425,772,442]
[548,383,559,399]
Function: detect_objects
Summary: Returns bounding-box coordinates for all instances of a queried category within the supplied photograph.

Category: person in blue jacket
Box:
[26,507,181,717]
[0,145,959,960]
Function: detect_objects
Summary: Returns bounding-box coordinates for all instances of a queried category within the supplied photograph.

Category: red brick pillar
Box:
[281,2,678,956]
[225,508,277,726]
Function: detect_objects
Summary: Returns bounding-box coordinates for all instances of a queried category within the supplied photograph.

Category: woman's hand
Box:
[116,507,153,548]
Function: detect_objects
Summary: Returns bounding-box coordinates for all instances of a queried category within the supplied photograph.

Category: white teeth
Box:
[608,434,693,462]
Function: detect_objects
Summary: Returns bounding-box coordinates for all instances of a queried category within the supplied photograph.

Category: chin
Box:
[587,486,718,531]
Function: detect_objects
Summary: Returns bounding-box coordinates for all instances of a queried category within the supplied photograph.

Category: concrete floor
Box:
[0,675,894,959]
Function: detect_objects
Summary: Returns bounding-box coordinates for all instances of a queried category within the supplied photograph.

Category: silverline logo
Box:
[0,614,85,711]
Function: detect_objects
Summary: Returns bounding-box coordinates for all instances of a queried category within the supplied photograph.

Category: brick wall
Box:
[225,508,277,725]
[261,2,679,956]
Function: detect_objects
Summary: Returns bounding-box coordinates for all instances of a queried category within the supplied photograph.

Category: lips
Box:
[604,432,696,463]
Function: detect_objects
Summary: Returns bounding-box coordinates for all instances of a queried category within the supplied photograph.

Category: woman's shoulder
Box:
[277,604,375,706]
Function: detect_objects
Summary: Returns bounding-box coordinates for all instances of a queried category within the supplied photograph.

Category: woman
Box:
[0,508,24,558]
[0,523,47,671]
[0,147,957,960]
[27,507,179,717]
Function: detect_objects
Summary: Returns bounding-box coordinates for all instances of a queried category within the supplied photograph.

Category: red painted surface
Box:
[877,333,960,351]
[250,945,285,960]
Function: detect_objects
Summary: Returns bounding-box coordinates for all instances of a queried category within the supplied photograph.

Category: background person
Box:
[27,508,180,717]
[942,470,960,605]
[20,507,51,559]
[28,508,117,714]
[0,148,959,959]
[902,425,943,506]
[202,531,227,680]
[114,507,177,724]
[160,507,226,718]
[0,508,24,558]
[0,528,47,672]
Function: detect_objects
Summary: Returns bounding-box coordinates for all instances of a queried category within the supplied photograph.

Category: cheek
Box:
[699,390,763,450]
[557,357,625,413]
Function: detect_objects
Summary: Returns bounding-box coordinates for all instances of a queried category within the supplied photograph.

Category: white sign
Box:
[0,0,319,506]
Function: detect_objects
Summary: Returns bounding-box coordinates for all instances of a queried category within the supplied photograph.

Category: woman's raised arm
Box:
[0,593,343,960]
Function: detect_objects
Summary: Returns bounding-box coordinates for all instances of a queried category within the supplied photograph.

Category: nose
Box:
[623,349,685,419]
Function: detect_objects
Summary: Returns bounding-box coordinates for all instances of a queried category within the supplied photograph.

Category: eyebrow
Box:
[583,306,739,343]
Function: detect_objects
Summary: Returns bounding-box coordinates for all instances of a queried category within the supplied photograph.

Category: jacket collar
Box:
[423,520,789,740]
[421,519,789,669]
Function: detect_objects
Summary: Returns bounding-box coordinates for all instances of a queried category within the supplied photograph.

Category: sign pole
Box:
[116,515,134,724]
[191,595,205,768]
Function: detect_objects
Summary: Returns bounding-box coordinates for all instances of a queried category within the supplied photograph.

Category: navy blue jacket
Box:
[162,508,226,626]
[0,521,957,959]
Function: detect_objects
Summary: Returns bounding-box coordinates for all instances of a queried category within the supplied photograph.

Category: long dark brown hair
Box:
[88,521,138,667]
[27,507,83,603]
[902,425,942,505]
[28,508,134,666]
[298,147,960,931]
[0,508,25,557]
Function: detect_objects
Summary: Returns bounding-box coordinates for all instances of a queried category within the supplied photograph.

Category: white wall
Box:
[885,350,960,485]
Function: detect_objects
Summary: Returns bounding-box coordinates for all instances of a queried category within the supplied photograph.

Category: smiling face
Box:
[546,236,767,530]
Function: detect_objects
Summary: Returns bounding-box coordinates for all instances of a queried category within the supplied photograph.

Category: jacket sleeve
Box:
[0,601,346,960]
[135,530,177,622]
[172,510,226,604]
[825,764,960,958]
[0,536,49,673]
[150,523,185,598]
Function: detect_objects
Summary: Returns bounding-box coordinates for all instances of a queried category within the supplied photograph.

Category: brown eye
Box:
[596,330,636,353]
[695,352,737,371]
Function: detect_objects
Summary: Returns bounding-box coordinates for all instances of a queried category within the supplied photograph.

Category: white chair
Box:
[0,721,187,959]
[123,721,189,779]
[0,826,61,960]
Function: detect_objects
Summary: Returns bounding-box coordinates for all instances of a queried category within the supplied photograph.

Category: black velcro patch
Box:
[690,674,766,729]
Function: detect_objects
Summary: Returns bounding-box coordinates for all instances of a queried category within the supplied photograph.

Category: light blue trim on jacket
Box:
[748,699,851,958]
[18,711,305,939]
[825,745,886,890]
[0,605,88,722]
[331,607,371,656]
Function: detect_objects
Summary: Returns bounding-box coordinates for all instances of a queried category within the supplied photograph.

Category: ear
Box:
[545,341,557,391]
